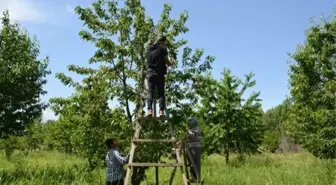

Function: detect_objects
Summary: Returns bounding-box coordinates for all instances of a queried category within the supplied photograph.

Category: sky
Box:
[0,0,335,121]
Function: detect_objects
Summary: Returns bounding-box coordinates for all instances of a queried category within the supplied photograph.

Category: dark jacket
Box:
[146,43,168,76]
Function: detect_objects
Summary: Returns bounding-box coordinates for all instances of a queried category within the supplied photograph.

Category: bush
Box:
[1,136,27,159]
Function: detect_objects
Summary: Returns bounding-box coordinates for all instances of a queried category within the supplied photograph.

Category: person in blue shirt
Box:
[105,138,129,185]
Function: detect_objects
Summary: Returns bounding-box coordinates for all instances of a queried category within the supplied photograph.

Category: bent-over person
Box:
[185,117,201,183]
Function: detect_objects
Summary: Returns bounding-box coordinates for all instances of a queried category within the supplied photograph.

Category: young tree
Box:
[287,13,336,159]
[43,118,77,153]
[50,70,132,170]
[25,119,44,151]
[43,120,63,151]
[50,0,213,183]
[0,11,50,138]
[196,69,263,162]
[0,135,27,159]
[262,98,292,152]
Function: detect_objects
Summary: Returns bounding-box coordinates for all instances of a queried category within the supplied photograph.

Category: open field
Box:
[0,151,335,185]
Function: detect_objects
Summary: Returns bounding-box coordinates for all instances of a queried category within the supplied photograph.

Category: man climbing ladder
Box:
[146,35,173,117]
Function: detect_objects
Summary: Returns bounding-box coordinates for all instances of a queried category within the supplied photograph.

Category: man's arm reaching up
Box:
[163,46,174,66]
[165,55,173,66]
[188,127,201,137]
[113,150,129,165]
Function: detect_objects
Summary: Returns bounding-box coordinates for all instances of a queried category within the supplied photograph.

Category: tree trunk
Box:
[121,53,132,123]
[131,167,147,185]
[225,128,230,163]
[123,75,132,123]
[237,141,243,157]
[225,142,230,163]
[131,56,147,184]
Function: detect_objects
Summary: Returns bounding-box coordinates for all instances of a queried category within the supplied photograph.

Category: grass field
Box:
[0,150,335,185]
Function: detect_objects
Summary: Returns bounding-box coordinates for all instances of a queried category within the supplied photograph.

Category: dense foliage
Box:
[262,98,291,152]
[50,0,214,183]
[0,11,50,138]
[196,69,264,162]
[287,14,336,159]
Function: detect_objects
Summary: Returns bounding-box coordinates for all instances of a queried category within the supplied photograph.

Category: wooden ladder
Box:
[124,116,189,185]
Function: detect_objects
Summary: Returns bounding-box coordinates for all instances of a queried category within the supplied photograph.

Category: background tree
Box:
[25,119,43,152]
[42,120,63,151]
[287,14,336,159]
[0,135,27,159]
[0,11,50,138]
[262,98,292,152]
[196,69,264,162]
[50,69,132,170]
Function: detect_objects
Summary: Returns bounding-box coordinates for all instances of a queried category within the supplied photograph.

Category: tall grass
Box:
[0,150,105,185]
[0,150,335,185]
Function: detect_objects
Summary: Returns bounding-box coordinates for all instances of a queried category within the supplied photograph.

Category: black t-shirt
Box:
[146,43,168,76]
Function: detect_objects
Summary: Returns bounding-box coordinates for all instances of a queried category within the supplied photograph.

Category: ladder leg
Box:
[168,155,178,185]
[155,166,159,185]
[124,143,135,185]
[168,166,177,185]
[183,144,190,182]
[167,109,177,185]
[184,140,200,183]
[175,148,189,185]
[124,121,142,185]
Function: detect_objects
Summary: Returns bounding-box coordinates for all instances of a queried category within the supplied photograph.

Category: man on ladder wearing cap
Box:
[146,35,173,117]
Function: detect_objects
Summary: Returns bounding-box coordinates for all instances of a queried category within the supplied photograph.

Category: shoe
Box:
[147,109,153,117]
[159,110,164,117]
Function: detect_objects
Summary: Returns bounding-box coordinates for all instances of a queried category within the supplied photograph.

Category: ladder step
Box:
[127,163,183,167]
[132,139,177,143]
[137,116,170,121]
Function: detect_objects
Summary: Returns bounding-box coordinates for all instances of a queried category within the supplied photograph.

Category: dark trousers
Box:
[147,73,165,111]
[106,179,123,185]
[188,147,201,181]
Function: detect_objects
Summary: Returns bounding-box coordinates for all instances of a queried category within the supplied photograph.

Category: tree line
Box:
[1,1,335,185]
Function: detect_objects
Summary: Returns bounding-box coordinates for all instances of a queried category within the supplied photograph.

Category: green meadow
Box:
[1,151,335,185]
